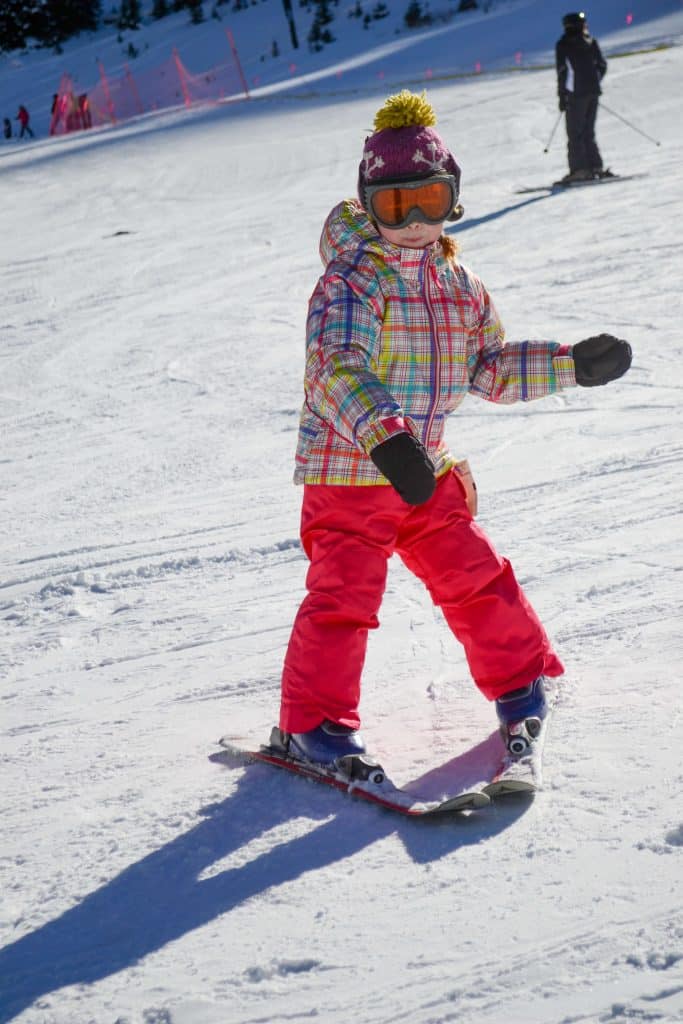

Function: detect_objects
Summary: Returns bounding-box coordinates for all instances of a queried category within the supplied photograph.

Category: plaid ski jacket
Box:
[294,200,576,486]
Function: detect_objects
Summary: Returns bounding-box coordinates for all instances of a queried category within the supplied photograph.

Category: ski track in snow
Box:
[2,3,683,1023]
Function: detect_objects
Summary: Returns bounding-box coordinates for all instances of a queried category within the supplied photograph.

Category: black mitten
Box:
[370,432,436,505]
[558,93,568,112]
[573,334,632,387]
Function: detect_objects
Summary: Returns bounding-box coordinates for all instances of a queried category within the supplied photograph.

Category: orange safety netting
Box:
[50,35,248,136]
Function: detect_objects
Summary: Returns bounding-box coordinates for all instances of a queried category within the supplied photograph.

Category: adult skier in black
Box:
[556,11,609,183]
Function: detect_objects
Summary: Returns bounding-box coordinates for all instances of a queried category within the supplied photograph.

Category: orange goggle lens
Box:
[369,179,455,227]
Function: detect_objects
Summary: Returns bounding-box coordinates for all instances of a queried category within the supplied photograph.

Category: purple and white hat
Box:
[358,90,461,187]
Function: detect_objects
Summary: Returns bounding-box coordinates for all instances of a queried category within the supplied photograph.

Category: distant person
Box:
[3,117,11,139]
[556,11,609,183]
[16,104,34,139]
[65,93,82,132]
[49,93,60,135]
[272,89,632,773]
[78,94,92,129]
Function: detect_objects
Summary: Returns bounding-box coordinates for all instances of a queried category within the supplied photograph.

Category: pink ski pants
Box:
[280,469,563,733]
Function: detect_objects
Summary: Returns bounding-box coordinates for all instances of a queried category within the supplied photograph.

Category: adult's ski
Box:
[514,172,647,195]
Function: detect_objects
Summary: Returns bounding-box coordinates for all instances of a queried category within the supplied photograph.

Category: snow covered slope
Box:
[1,2,683,1023]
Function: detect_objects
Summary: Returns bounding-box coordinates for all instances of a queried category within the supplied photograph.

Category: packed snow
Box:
[1,1,682,1022]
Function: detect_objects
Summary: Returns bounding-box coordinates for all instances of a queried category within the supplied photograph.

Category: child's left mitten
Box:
[572,334,632,387]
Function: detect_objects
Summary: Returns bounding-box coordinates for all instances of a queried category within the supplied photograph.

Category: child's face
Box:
[377,220,444,249]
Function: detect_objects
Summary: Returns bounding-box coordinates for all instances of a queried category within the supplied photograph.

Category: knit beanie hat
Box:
[359,90,461,187]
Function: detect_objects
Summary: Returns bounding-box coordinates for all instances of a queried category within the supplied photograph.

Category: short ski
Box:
[514,172,646,195]
[217,729,491,816]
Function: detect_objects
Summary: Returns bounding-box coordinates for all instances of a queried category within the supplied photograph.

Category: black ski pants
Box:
[565,93,602,173]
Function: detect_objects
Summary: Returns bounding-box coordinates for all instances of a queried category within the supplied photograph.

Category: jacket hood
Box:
[318,199,450,280]
[319,200,387,266]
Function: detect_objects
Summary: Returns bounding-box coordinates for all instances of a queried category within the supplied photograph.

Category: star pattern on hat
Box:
[362,149,386,179]
[412,140,447,173]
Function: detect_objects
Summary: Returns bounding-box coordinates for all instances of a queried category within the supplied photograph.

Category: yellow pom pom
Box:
[372,90,437,132]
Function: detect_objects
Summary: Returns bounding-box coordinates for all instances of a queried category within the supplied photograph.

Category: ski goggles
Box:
[363,174,459,229]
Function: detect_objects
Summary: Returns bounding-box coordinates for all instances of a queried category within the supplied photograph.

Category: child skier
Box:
[277,90,631,766]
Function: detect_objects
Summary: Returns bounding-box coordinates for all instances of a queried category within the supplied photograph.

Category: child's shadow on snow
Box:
[0,747,530,1023]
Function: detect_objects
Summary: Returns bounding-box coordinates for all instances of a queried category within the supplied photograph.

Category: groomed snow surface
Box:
[1,1,682,1022]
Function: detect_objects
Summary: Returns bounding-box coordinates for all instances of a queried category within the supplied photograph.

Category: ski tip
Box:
[219,730,278,749]
[429,791,491,813]
[217,736,257,760]
[483,778,536,798]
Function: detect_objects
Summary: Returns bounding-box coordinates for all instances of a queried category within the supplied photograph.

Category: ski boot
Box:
[560,168,594,184]
[275,721,386,785]
[287,720,366,764]
[495,677,548,758]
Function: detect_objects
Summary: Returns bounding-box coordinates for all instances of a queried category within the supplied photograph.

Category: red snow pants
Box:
[279,470,563,733]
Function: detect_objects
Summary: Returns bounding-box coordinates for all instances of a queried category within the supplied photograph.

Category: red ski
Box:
[216,729,490,816]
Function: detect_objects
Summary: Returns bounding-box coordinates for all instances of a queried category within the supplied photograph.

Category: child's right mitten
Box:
[370,432,436,505]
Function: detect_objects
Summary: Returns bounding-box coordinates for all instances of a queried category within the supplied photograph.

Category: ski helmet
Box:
[563,12,587,32]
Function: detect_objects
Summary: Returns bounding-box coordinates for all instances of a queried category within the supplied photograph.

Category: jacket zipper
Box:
[422,254,441,449]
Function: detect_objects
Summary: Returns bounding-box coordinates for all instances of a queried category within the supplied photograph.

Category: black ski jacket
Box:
[556,32,607,99]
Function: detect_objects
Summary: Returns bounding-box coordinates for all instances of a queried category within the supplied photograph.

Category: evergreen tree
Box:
[314,0,332,28]
[404,0,430,29]
[118,0,141,30]
[152,0,170,17]
[308,0,334,50]
[0,0,33,51]
[0,0,100,51]
[187,0,204,22]
[56,0,100,36]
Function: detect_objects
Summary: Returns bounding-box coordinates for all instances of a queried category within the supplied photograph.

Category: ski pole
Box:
[543,112,562,153]
[600,102,662,147]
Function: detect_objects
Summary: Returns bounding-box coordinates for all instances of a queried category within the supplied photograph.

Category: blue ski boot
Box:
[286,720,366,766]
[495,677,547,757]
